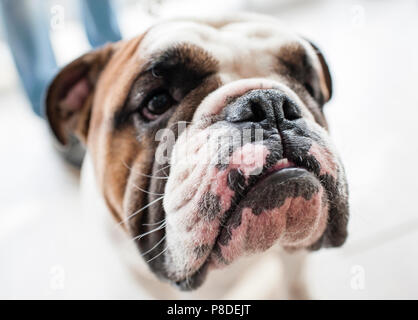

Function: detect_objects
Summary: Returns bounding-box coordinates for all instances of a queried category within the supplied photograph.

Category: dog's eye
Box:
[141,91,175,120]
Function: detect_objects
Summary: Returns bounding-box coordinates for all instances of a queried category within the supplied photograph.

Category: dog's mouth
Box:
[173,161,326,290]
[217,165,303,231]
[173,162,307,289]
[214,160,298,242]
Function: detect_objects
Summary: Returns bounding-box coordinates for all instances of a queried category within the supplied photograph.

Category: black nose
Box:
[224,89,302,127]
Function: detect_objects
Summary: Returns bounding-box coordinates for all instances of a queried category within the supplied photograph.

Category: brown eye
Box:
[142,91,174,120]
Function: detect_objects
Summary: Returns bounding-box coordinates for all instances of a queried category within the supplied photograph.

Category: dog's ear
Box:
[45,44,115,146]
[306,40,333,104]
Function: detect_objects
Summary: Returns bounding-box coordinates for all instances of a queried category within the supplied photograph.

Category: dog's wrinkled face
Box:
[46,15,348,290]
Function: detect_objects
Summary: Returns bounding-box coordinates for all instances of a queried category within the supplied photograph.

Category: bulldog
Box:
[46,14,349,297]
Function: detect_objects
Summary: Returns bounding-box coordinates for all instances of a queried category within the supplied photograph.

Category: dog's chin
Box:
[165,167,328,291]
[173,263,211,291]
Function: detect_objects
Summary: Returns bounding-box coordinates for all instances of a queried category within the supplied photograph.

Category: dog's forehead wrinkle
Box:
[141,19,301,78]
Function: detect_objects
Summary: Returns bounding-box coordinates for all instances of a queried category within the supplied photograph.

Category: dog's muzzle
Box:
[140,87,347,290]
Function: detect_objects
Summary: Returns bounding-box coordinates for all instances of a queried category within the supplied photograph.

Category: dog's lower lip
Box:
[257,167,310,188]
[213,167,309,243]
[247,162,298,193]
[229,167,310,217]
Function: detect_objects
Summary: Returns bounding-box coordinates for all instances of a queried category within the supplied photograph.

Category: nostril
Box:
[249,101,267,123]
[225,90,301,125]
[282,98,302,121]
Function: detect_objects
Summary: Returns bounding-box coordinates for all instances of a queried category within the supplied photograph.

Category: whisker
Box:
[154,164,171,175]
[122,160,169,180]
[119,196,165,226]
[143,218,166,226]
[132,183,165,196]
[146,247,168,263]
[132,222,166,241]
[141,236,166,257]
[227,172,233,188]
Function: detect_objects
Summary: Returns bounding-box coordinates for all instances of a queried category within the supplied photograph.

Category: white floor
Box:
[1,0,418,299]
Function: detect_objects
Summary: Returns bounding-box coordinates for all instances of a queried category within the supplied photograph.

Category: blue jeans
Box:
[0,0,122,117]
